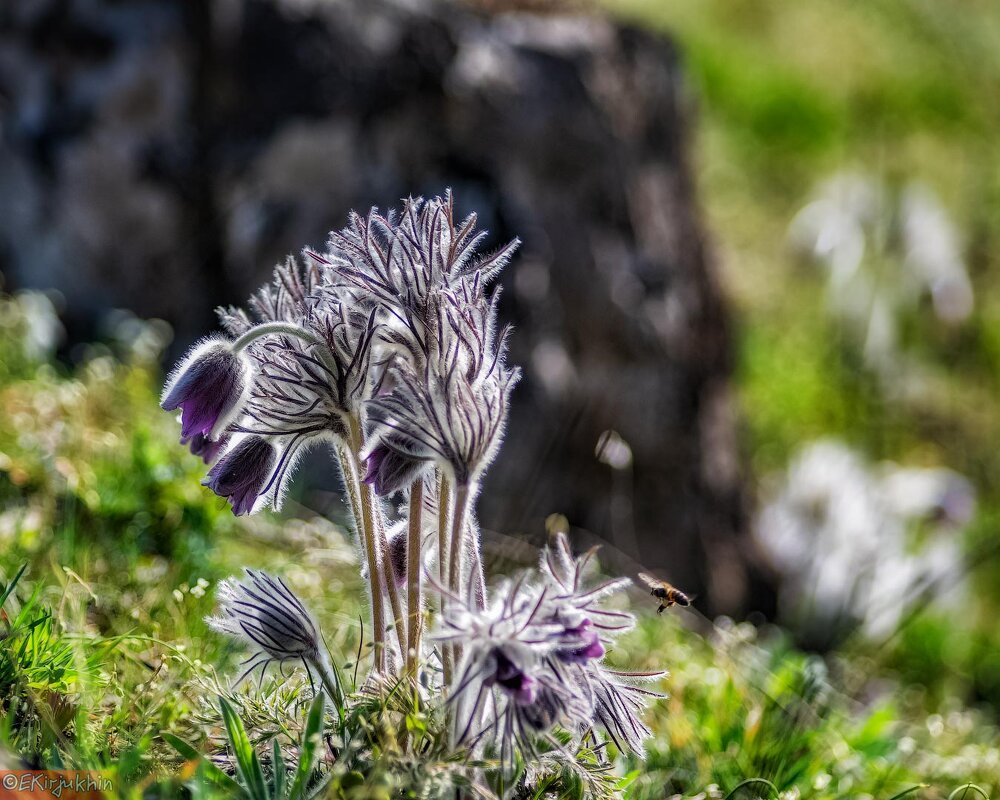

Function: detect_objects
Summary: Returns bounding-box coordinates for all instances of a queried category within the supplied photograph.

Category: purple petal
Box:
[162,339,246,439]
[362,443,425,496]
[203,436,275,516]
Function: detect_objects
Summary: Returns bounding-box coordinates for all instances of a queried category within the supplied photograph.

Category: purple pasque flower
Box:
[215,259,382,514]
[433,576,556,746]
[361,441,428,497]
[206,569,343,705]
[208,569,322,667]
[181,432,229,464]
[161,335,249,440]
[317,193,519,342]
[203,435,276,516]
[364,295,519,489]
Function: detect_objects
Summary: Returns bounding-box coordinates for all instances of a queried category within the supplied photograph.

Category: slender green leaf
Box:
[271,738,286,800]
[220,696,269,800]
[0,563,27,609]
[288,692,325,800]
[162,732,243,794]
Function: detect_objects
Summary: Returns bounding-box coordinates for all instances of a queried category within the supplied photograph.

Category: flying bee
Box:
[638,573,691,614]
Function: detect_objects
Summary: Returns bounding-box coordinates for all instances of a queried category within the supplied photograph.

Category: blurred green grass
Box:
[605,0,1000,715]
[1,290,998,796]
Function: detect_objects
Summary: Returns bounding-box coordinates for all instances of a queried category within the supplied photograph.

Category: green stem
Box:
[406,478,424,676]
[336,444,385,674]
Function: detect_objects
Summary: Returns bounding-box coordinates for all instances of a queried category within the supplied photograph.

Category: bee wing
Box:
[637,572,661,589]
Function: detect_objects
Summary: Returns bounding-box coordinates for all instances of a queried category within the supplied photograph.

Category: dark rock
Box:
[0,0,768,615]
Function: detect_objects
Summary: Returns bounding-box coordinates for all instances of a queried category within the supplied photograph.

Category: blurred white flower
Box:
[789,172,973,374]
[756,439,973,641]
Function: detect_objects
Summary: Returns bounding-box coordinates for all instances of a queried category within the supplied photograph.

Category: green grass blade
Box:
[288,692,325,800]
[724,778,780,800]
[219,696,269,800]
[271,738,286,800]
[948,785,991,800]
[0,563,27,609]
[886,785,929,800]
[162,732,243,794]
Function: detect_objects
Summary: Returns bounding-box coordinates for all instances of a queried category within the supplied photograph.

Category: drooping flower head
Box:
[161,335,250,440]
[203,435,276,516]
[211,259,381,511]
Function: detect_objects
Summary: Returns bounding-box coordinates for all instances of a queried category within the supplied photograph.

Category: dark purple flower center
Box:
[489,649,536,705]
[556,618,605,664]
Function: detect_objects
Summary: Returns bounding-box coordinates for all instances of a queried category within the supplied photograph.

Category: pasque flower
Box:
[169,192,663,771]
[209,569,322,665]
[161,336,249,440]
[318,193,519,357]
[203,436,276,516]
[207,569,341,703]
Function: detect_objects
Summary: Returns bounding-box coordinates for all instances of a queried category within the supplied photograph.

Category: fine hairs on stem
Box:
[337,443,387,673]
[406,478,424,675]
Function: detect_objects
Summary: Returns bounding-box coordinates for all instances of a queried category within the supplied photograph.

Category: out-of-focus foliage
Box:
[605,0,1000,714]
[0,292,998,796]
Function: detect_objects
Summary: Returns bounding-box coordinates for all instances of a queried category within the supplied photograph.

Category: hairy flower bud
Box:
[206,569,328,691]
[162,336,249,440]
[386,522,408,587]
[203,436,275,515]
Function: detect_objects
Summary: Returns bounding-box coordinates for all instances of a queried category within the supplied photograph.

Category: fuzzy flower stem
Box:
[336,442,386,674]
[368,481,407,662]
[406,478,424,676]
[349,416,406,665]
[438,473,453,684]
[315,651,345,712]
[231,321,322,353]
[231,321,342,379]
[447,482,473,662]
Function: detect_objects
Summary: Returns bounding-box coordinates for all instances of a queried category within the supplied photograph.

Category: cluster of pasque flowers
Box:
[165,193,661,762]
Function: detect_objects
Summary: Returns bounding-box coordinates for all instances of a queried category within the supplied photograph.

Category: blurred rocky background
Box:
[0,0,761,615]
